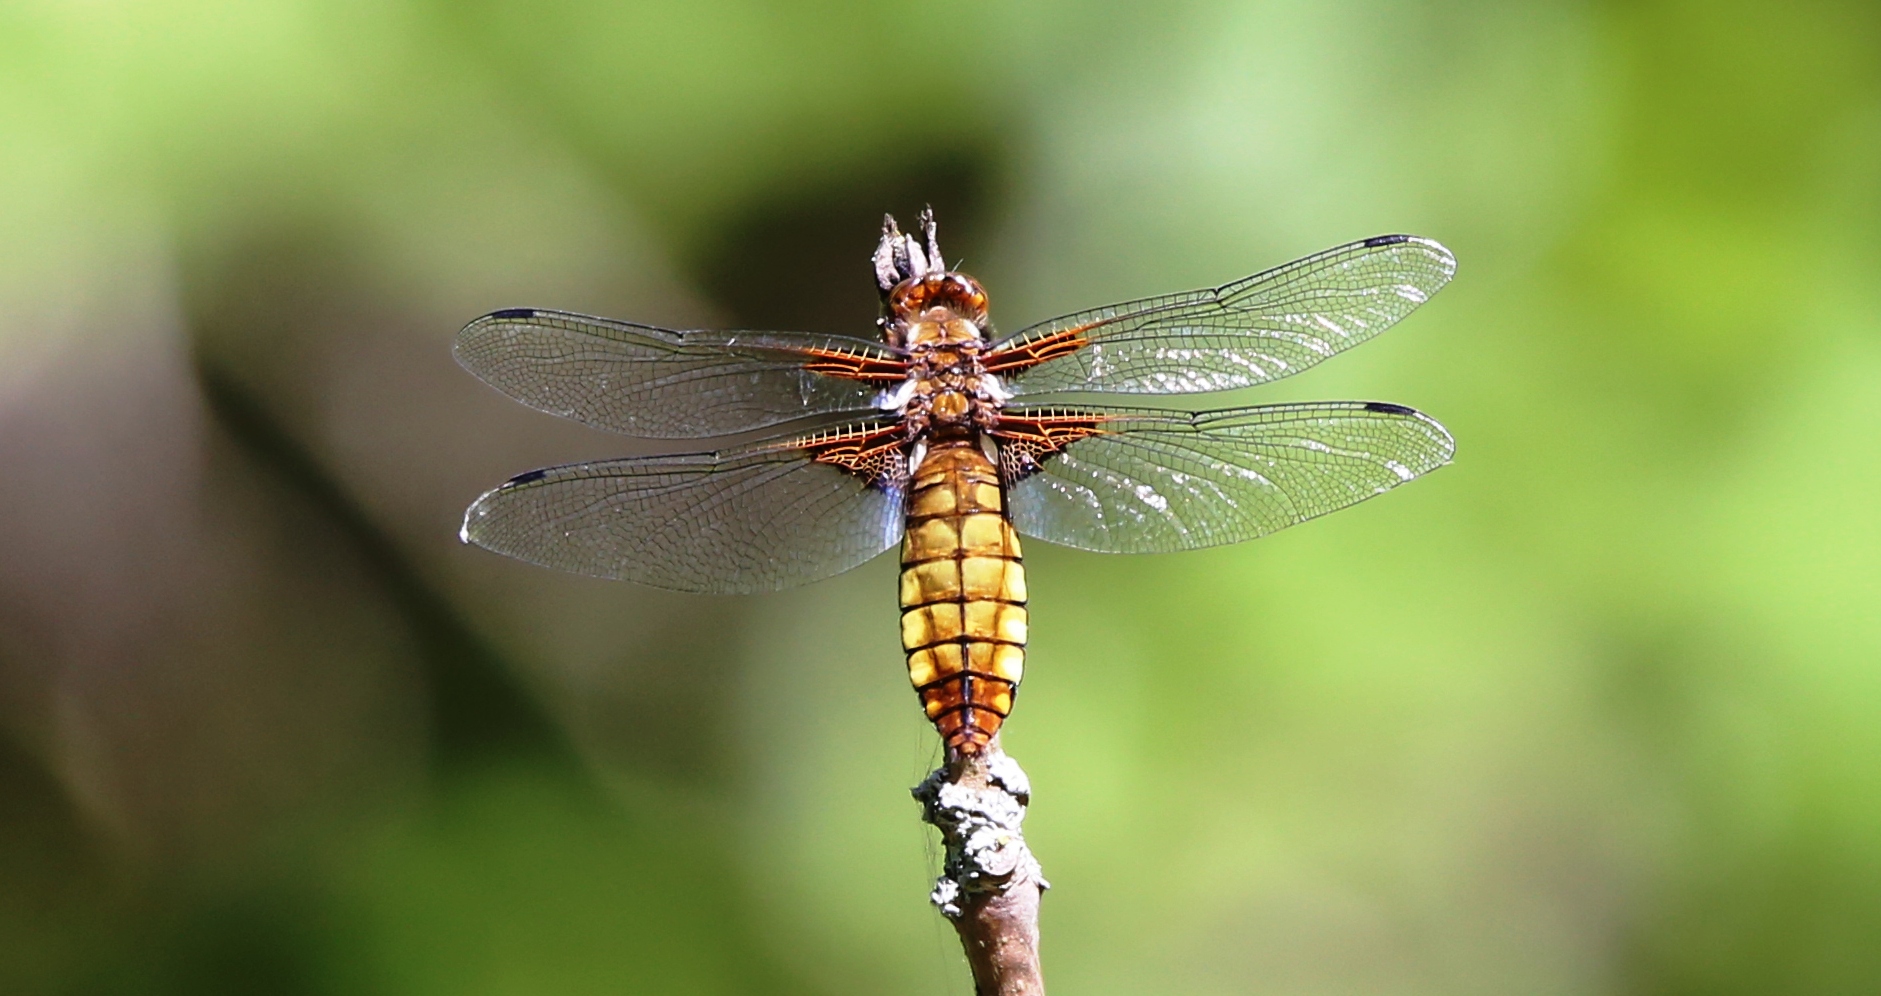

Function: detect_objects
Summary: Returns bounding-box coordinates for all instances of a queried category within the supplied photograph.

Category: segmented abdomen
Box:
[899,438,1027,752]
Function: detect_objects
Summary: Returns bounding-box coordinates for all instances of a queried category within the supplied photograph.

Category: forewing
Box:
[988,236,1455,395]
[998,402,1453,553]
[460,421,908,592]
[455,308,906,438]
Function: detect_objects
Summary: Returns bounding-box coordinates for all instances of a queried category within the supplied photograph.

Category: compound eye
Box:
[943,275,989,320]
[889,273,987,322]
[888,278,926,315]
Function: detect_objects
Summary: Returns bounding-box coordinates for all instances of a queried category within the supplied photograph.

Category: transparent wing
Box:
[998,402,1453,553]
[455,308,907,438]
[461,421,908,592]
[988,236,1455,396]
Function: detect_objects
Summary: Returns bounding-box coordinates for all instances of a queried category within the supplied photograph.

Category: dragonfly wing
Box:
[996,402,1453,553]
[455,308,906,438]
[461,421,909,592]
[988,236,1455,396]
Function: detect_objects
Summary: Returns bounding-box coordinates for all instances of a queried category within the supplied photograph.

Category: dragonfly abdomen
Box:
[899,437,1028,752]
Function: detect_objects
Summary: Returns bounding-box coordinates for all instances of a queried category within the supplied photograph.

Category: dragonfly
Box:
[456,210,1455,754]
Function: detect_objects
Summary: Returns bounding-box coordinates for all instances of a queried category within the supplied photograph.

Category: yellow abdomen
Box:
[899,437,1027,752]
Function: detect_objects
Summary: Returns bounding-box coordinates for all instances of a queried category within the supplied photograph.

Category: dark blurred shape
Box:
[197,362,578,777]
[696,150,1000,335]
[0,730,109,994]
[0,276,429,866]
[147,884,335,996]
[180,216,751,787]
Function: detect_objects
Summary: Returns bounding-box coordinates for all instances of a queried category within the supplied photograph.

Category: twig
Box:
[913,737,1048,995]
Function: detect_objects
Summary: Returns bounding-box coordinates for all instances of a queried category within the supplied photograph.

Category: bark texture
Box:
[913,738,1048,995]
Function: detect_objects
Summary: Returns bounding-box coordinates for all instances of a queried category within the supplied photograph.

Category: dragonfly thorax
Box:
[874,267,1010,437]
[905,310,982,347]
[889,319,1013,439]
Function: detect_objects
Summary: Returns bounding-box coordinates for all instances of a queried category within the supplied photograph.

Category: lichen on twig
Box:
[913,738,1048,995]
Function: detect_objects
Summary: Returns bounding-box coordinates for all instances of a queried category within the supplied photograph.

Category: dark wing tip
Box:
[455,308,541,366]
[1361,235,1457,280]
[1363,401,1418,415]
[457,308,537,345]
[459,468,550,545]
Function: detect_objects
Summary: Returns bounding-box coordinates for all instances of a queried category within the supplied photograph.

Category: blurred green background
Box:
[3,1,1879,993]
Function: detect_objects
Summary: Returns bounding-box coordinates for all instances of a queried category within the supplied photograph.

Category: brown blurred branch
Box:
[913,737,1048,995]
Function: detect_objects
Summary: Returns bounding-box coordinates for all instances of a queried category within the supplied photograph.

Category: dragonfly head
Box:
[875,209,990,349]
[890,272,988,321]
[890,272,989,331]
